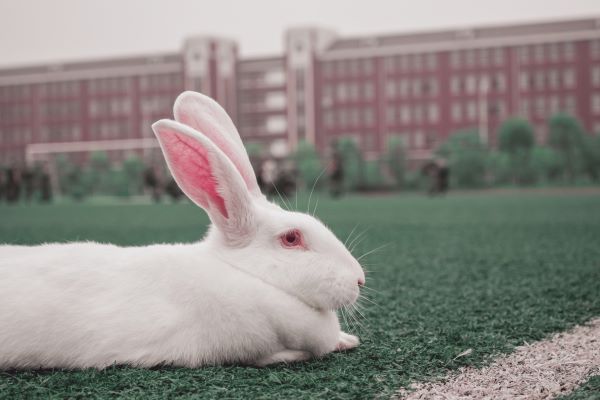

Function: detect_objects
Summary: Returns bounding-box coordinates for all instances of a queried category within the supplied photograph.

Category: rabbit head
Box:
[152,92,365,311]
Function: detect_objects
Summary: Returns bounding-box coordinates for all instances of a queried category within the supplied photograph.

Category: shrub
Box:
[437,131,487,188]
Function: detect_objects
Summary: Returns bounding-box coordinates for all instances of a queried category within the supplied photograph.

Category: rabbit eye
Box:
[280,229,304,249]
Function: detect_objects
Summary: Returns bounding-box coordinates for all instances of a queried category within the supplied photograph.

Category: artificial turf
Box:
[0,191,599,399]
[559,375,600,399]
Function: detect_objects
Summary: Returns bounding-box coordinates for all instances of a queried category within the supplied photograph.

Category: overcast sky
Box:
[1,0,600,68]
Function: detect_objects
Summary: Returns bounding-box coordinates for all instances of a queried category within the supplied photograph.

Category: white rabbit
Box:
[0,91,365,369]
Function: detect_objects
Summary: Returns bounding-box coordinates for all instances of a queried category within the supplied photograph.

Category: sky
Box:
[1,0,600,68]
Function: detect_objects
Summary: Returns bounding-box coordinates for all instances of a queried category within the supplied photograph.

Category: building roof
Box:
[326,16,600,55]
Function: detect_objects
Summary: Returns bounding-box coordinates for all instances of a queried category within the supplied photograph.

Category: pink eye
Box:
[280,229,304,249]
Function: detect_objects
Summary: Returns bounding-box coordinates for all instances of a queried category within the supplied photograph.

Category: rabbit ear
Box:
[173,91,262,197]
[152,119,256,245]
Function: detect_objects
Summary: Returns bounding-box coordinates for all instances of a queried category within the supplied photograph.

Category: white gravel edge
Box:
[395,318,600,400]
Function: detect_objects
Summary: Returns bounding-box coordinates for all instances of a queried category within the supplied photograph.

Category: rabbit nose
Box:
[358,277,365,286]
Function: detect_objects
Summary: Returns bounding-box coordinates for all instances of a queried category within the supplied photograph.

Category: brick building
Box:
[1,16,600,165]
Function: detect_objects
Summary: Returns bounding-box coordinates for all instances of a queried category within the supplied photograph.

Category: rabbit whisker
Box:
[307,169,326,214]
[357,243,389,261]
[344,224,359,247]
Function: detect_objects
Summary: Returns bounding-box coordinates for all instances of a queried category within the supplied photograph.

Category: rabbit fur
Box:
[0,91,365,369]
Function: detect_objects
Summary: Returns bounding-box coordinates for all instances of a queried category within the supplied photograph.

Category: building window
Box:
[347,108,359,127]
[424,79,438,96]
[336,83,348,102]
[400,106,411,124]
[519,46,530,63]
[466,101,477,121]
[519,72,529,91]
[548,70,560,89]
[491,73,506,92]
[412,79,422,96]
[451,103,462,122]
[534,44,545,62]
[548,43,560,61]
[535,97,545,116]
[563,42,575,60]
[534,71,545,90]
[521,98,530,116]
[478,48,489,66]
[593,94,600,114]
[464,50,476,67]
[348,83,360,100]
[465,75,477,94]
[450,51,461,68]
[399,79,410,97]
[324,111,335,128]
[362,108,374,126]
[564,96,576,114]
[493,48,504,65]
[413,104,423,123]
[363,82,375,100]
[426,53,437,70]
[385,80,396,98]
[592,66,600,86]
[386,106,396,125]
[411,54,422,71]
[361,59,374,75]
[427,103,439,123]
[450,76,461,94]
[265,92,286,110]
[563,69,576,89]
[549,95,561,114]
[266,115,287,134]
[592,40,600,59]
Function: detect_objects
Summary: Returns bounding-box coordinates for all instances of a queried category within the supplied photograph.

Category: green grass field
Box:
[1,191,599,399]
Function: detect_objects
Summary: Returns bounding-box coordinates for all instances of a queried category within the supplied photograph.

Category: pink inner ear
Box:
[177,109,258,194]
[160,129,228,218]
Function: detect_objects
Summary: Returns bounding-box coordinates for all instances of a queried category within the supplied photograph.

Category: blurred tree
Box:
[244,142,263,159]
[579,134,600,182]
[89,151,111,194]
[363,159,384,189]
[498,118,536,184]
[294,140,323,189]
[108,167,131,198]
[122,155,145,195]
[55,154,75,195]
[385,135,406,188]
[244,141,264,181]
[486,151,512,186]
[336,137,364,191]
[531,146,564,183]
[548,113,584,181]
[437,130,487,188]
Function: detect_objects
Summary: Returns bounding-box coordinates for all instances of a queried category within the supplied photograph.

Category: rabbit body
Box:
[0,91,364,369]
[0,241,340,369]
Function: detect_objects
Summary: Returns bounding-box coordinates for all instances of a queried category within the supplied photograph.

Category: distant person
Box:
[422,159,449,196]
[165,177,184,202]
[422,161,439,196]
[144,166,162,202]
[0,168,5,203]
[329,146,344,198]
[276,161,297,198]
[5,167,21,203]
[40,170,52,203]
[21,166,35,202]
[437,159,450,195]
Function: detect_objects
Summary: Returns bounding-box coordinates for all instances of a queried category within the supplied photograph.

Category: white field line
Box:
[396,318,600,400]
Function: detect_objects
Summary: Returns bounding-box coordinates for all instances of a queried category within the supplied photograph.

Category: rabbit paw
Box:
[255,350,312,367]
[335,331,360,351]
